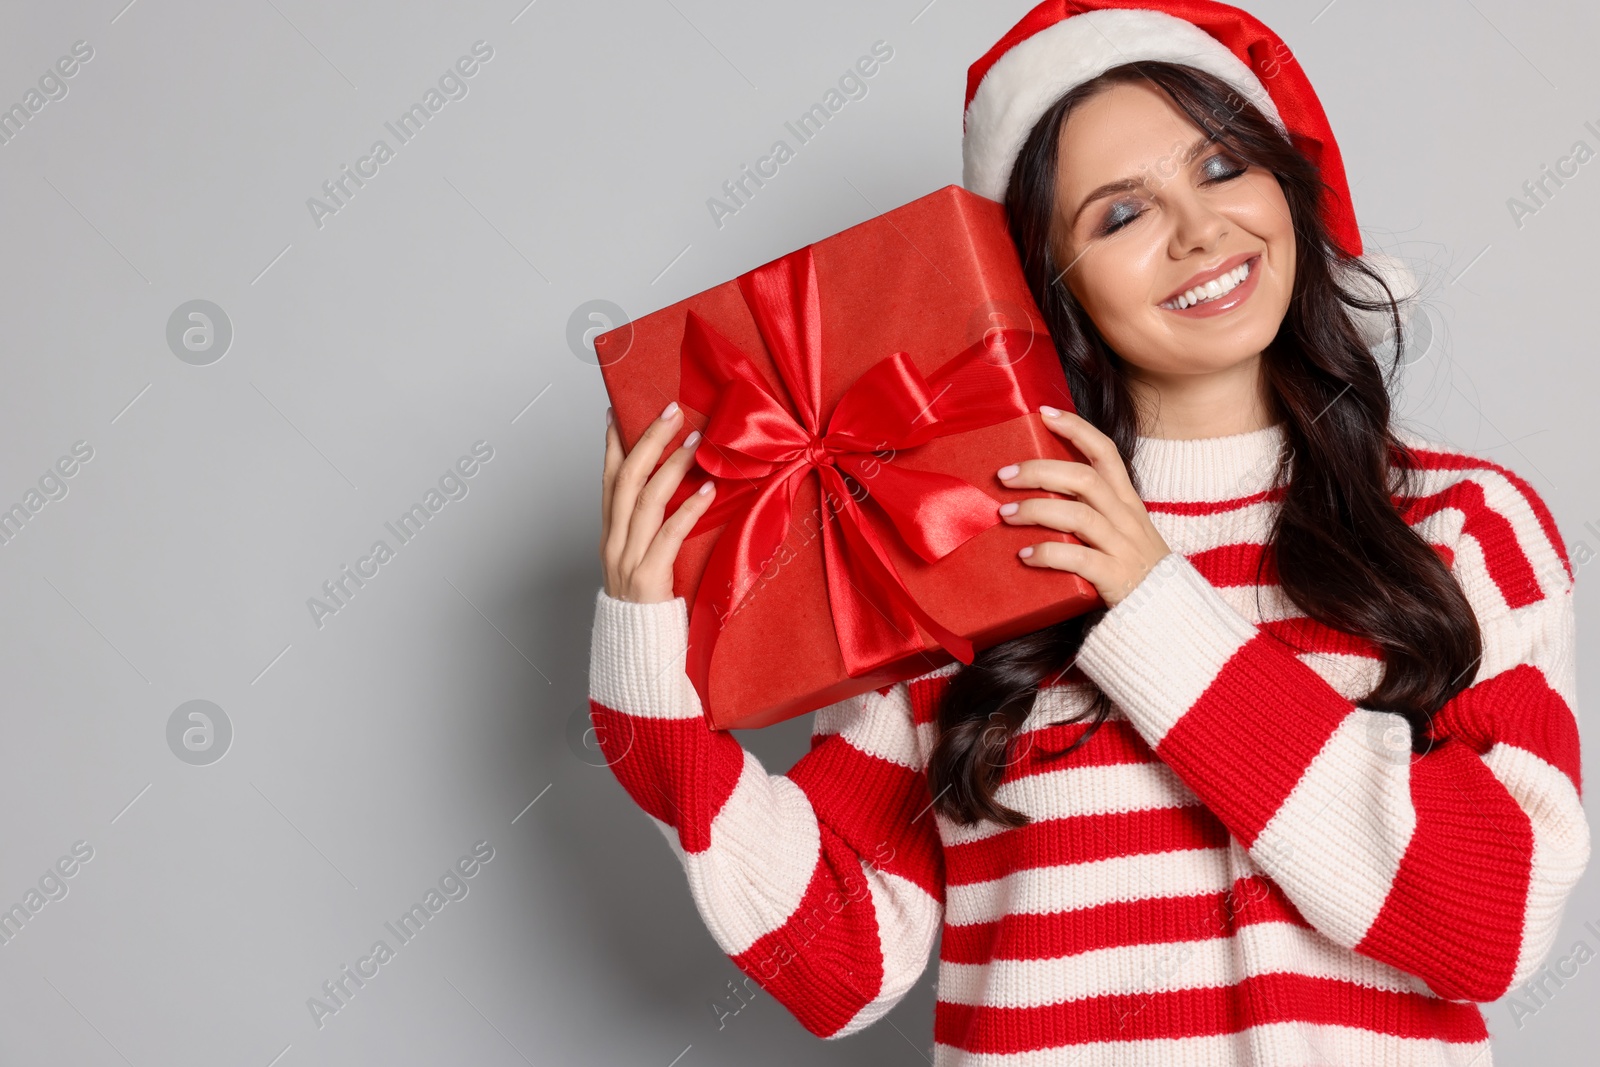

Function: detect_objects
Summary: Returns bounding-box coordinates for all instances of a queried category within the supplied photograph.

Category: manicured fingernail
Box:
[999,501,1019,516]
[681,430,702,450]
[696,480,714,495]
[1039,405,1061,417]
[1018,545,1034,558]
[605,406,614,426]
[660,401,679,419]
[997,464,1020,480]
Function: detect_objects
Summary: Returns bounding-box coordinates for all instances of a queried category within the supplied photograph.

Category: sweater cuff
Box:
[1074,553,1260,749]
[589,588,705,720]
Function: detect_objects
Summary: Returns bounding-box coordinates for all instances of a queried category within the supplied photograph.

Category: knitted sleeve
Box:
[587,589,944,1038]
[1071,468,1587,1002]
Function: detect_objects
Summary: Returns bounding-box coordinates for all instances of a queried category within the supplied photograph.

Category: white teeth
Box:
[1164,259,1252,310]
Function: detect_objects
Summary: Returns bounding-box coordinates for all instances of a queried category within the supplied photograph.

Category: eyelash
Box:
[1094,155,1249,237]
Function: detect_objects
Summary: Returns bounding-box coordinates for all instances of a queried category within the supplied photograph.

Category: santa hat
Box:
[961,0,1416,349]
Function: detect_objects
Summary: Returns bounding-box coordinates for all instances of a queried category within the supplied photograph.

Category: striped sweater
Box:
[587,422,1587,1065]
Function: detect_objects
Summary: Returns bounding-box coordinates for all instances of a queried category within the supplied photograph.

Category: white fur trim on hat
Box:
[962,9,1285,204]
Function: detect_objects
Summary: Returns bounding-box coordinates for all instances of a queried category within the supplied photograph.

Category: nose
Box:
[1166,185,1229,258]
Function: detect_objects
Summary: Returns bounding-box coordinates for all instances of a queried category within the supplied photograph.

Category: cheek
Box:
[1070,239,1161,325]
[1069,240,1171,357]
[1231,175,1295,251]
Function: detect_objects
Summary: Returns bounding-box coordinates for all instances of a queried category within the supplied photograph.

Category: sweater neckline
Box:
[1130,421,1288,503]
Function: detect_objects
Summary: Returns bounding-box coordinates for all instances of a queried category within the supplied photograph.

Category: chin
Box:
[1160,303,1282,362]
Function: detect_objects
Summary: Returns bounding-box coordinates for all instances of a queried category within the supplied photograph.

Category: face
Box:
[1049,79,1295,387]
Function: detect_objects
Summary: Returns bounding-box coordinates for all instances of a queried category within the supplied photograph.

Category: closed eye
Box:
[1201,151,1249,184]
[1096,201,1144,237]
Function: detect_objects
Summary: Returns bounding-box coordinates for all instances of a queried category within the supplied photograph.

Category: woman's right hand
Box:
[600,400,717,603]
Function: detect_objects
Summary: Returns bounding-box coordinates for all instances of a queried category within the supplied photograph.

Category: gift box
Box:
[595,184,1101,730]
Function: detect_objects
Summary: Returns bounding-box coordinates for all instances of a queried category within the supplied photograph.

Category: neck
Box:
[1124,351,1276,439]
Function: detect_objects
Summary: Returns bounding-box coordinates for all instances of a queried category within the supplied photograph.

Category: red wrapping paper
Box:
[595,184,1101,729]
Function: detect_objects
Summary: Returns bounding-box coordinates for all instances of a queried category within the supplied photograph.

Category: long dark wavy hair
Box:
[928,61,1481,827]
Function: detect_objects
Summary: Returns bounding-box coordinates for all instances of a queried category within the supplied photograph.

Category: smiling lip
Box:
[1159,251,1260,307]
[1159,254,1262,319]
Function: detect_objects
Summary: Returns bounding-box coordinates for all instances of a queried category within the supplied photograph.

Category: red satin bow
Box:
[670,244,1063,710]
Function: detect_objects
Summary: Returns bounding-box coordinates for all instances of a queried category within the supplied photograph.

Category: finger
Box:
[997,458,1126,520]
[622,428,704,574]
[1018,539,1117,589]
[601,410,622,546]
[607,400,683,565]
[636,477,717,584]
[1002,497,1127,554]
[1037,407,1139,501]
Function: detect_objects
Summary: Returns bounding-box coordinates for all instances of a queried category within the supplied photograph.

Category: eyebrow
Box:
[1068,133,1218,232]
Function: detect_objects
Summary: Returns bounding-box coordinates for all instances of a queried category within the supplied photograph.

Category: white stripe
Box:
[933,1023,1491,1067]
[832,864,943,1037]
[1476,593,1577,709]
[1451,531,1514,623]
[946,848,1233,928]
[1405,498,1467,552]
[1019,681,1100,733]
[588,590,704,720]
[680,749,821,955]
[1210,580,1299,625]
[1252,710,1415,949]
[1482,743,1591,989]
[812,685,922,770]
[1148,500,1277,557]
[939,761,1200,846]
[1075,554,1258,748]
[937,920,1427,1008]
[1294,650,1383,704]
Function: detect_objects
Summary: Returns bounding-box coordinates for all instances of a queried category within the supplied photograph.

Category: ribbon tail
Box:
[684,462,810,712]
[819,468,976,675]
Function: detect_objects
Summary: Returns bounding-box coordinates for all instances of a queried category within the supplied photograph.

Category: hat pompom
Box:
[1338,251,1420,351]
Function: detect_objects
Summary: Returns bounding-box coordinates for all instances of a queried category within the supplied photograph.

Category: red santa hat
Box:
[961,0,1416,348]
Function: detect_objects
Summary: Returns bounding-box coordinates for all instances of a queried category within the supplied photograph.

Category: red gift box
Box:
[595,184,1101,730]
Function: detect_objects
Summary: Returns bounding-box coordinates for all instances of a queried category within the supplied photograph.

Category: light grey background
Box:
[0,1,1594,1064]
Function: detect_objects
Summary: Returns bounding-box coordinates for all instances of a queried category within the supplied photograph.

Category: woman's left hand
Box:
[996,406,1172,607]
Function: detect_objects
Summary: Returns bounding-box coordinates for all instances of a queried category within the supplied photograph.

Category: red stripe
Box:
[1402,480,1543,608]
[933,972,1488,1052]
[941,878,1307,964]
[1188,541,1277,587]
[907,673,954,727]
[1399,446,1571,582]
[788,734,945,900]
[945,807,1227,887]
[1145,486,1286,515]
[1259,615,1382,659]
[1432,663,1582,795]
[730,834,886,1037]
[995,719,1161,787]
[588,701,744,852]
[1155,634,1352,846]
[1356,740,1534,1001]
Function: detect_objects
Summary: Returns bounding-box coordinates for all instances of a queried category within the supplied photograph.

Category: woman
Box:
[588,3,1586,1063]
